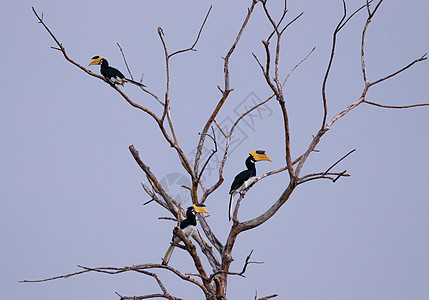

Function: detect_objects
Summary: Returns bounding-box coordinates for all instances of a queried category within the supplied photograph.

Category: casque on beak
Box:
[88,55,103,66]
[250,150,272,162]
[192,204,209,214]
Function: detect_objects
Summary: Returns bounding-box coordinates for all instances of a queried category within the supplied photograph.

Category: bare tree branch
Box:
[207,250,263,283]
[200,94,275,205]
[115,270,179,300]
[283,46,316,87]
[255,291,279,300]
[30,1,428,299]
[193,0,259,200]
[33,7,161,118]
[141,180,167,209]
[363,99,429,109]
[324,149,356,174]
[117,42,163,105]
[169,6,212,57]
[321,0,347,127]
[192,229,221,271]
[232,154,305,223]
[258,0,301,180]
[172,227,215,296]
[22,262,209,299]
[323,1,373,125]
[198,128,218,186]
[33,7,196,181]
[116,291,176,300]
[369,54,427,87]
[157,27,178,147]
[221,2,428,294]
[298,171,350,184]
[129,145,178,216]
[116,43,134,81]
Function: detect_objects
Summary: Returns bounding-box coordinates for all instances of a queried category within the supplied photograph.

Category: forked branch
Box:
[193,0,259,197]
[29,1,428,299]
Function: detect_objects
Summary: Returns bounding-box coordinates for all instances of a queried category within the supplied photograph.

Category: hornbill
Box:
[162,204,209,265]
[88,56,146,87]
[229,150,272,221]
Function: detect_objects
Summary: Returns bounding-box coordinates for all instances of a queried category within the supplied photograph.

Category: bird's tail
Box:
[229,193,234,221]
[162,244,175,265]
[125,78,146,87]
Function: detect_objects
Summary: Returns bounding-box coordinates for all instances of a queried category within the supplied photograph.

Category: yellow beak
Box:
[250,150,272,162]
[192,204,209,214]
[88,56,103,66]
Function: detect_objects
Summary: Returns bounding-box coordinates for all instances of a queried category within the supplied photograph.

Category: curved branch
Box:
[324,149,356,174]
[173,227,215,296]
[298,171,350,184]
[363,99,429,109]
[368,54,427,87]
[117,43,134,80]
[116,292,172,300]
[239,181,296,231]
[255,292,279,300]
[33,7,196,180]
[114,270,177,300]
[259,1,303,180]
[192,229,222,270]
[141,180,167,209]
[232,154,305,222]
[33,7,159,119]
[323,1,372,125]
[282,46,316,87]
[200,94,275,205]
[169,6,212,58]
[193,0,259,197]
[117,43,163,105]
[207,249,262,282]
[22,262,209,299]
[321,0,347,127]
[197,128,218,185]
[129,145,178,216]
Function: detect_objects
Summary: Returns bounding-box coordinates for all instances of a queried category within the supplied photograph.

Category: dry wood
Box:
[28,1,428,299]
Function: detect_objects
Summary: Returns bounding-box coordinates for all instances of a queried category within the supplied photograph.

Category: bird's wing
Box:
[230,169,252,193]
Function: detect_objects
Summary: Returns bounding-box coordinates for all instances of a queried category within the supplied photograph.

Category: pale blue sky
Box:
[2,1,429,299]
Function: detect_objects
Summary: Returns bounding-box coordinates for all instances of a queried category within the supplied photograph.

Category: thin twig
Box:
[116,43,163,105]
[279,12,303,35]
[369,54,427,87]
[200,94,275,204]
[158,216,177,222]
[363,100,429,109]
[321,0,347,127]
[169,6,212,57]
[197,127,218,183]
[282,47,316,87]
[324,149,356,174]
[117,43,134,80]
[298,171,350,185]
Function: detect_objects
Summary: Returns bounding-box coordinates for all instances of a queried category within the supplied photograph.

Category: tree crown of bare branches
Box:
[26,1,427,299]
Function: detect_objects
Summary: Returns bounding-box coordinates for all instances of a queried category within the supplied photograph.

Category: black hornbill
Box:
[229,150,272,221]
[162,204,209,265]
[88,56,146,87]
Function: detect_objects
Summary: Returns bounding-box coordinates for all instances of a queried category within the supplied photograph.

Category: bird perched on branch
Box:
[88,56,146,87]
[162,204,209,265]
[229,150,272,221]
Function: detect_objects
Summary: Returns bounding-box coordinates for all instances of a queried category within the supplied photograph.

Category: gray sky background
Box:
[2,0,429,299]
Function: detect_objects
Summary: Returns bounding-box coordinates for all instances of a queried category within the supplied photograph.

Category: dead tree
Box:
[24,1,427,299]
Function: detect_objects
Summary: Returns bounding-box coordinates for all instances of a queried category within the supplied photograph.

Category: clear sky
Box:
[2,0,429,299]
